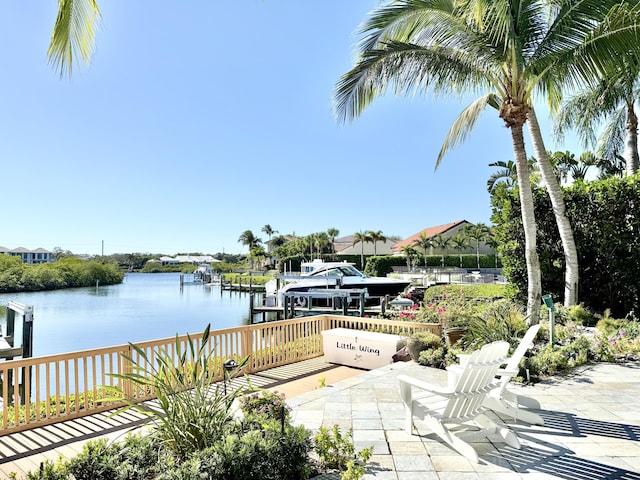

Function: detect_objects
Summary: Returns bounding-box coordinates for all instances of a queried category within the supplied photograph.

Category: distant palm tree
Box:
[400,245,418,272]
[464,224,490,269]
[484,231,501,269]
[352,231,371,269]
[313,232,330,258]
[238,230,261,252]
[327,228,340,254]
[48,0,102,77]
[261,224,278,241]
[431,234,452,268]
[367,230,387,256]
[412,233,433,270]
[451,233,471,268]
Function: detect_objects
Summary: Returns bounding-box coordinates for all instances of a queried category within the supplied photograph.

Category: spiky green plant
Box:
[107,325,246,459]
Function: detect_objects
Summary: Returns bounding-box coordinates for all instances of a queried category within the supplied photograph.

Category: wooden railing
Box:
[0,315,440,435]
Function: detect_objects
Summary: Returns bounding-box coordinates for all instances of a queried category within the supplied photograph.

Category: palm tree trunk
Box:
[625,102,639,176]
[528,109,579,307]
[511,124,542,325]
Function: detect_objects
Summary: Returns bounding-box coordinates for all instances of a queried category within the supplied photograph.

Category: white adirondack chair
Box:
[398,341,520,464]
[482,324,544,425]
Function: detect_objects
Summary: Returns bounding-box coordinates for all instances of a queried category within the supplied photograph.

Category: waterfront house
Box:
[0,246,54,264]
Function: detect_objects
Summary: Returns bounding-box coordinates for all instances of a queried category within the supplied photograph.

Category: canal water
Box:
[0,273,259,357]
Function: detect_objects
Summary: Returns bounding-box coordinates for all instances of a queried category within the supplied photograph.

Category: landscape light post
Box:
[223,358,238,395]
[542,294,555,344]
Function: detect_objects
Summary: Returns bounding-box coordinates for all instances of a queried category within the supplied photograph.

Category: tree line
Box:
[0,255,124,293]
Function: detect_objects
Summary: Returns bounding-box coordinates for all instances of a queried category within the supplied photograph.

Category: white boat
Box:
[265,260,411,307]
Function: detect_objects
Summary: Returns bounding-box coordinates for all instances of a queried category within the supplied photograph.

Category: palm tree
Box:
[313,232,330,258]
[367,230,387,256]
[332,0,638,320]
[464,224,490,270]
[237,230,261,252]
[412,233,433,270]
[527,111,581,308]
[451,233,471,268]
[431,234,452,268]
[400,245,418,272]
[261,225,277,241]
[484,231,501,269]
[487,160,518,193]
[488,158,540,193]
[327,228,340,254]
[352,231,371,269]
[555,68,640,177]
[48,0,102,77]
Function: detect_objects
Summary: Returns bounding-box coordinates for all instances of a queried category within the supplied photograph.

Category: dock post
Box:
[249,293,255,323]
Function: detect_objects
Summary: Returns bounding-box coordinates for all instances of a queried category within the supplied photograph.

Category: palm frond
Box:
[548,2,640,92]
[435,93,500,169]
[333,41,498,123]
[48,0,101,77]
[357,0,457,52]
[596,107,627,160]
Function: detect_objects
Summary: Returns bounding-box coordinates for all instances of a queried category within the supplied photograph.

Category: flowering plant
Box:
[239,389,291,421]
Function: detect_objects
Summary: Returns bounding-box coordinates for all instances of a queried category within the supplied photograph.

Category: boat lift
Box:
[1,301,33,360]
[282,288,368,319]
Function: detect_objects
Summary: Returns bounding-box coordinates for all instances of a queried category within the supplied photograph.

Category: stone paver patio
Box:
[288,361,640,479]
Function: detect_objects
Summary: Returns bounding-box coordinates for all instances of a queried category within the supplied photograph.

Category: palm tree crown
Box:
[238,230,261,251]
[333,0,640,321]
[367,230,388,256]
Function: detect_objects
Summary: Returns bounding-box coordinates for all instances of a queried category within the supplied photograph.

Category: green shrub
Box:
[314,425,373,480]
[407,331,443,361]
[528,336,594,378]
[418,347,446,368]
[528,344,569,377]
[165,420,312,480]
[594,318,640,361]
[64,438,121,480]
[25,460,68,480]
[568,304,597,327]
[239,389,291,421]
[422,284,507,302]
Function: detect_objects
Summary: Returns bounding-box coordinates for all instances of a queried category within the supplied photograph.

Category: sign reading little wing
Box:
[321,328,401,370]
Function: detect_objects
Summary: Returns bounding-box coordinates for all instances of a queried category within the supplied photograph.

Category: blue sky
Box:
[0,1,578,256]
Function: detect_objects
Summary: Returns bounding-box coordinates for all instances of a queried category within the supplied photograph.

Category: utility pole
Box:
[101,240,104,257]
